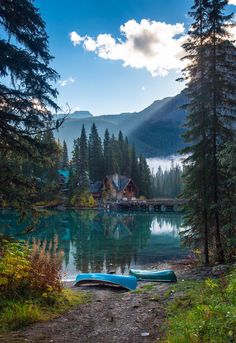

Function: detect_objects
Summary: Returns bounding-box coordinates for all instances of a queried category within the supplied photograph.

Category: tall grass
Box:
[29,237,64,294]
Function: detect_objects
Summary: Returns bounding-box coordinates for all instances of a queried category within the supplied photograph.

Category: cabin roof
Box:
[89,181,103,193]
[58,169,69,183]
[105,175,137,192]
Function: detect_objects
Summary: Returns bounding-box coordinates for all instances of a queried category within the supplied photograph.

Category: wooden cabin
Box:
[90,174,137,201]
[103,174,137,200]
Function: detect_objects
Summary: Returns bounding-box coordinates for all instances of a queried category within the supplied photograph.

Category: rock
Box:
[212,264,230,276]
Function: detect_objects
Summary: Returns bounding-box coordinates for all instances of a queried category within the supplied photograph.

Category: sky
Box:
[36,0,236,115]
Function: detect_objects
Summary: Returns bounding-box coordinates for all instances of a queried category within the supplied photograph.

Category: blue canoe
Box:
[129,269,177,282]
[75,273,137,291]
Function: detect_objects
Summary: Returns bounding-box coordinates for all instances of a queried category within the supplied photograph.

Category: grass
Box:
[132,283,156,294]
[162,272,236,343]
[0,289,89,333]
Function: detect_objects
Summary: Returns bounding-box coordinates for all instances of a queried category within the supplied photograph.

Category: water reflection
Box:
[0,210,188,279]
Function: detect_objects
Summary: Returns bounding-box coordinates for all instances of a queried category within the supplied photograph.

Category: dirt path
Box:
[1,260,212,343]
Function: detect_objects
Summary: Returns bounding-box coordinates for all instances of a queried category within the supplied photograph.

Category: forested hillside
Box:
[56,92,187,157]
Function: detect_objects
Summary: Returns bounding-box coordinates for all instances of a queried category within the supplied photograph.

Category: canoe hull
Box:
[129,269,177,282]
[75,273,137,290]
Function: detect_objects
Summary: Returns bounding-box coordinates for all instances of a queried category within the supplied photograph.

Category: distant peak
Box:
[70,110,93,119]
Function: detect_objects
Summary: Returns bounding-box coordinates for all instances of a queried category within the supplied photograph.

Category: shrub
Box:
[0,241,30,297]
[0,238,63,298]
[28,237,64,294]
[71,192,97,208]
[0,241,87,333]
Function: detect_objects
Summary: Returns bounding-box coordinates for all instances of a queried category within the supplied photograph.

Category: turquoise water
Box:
[0,210,188,280]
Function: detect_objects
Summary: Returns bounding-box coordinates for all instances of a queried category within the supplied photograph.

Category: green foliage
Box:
[89,123,104,181]
[0,241,30,297]
[71,192,96,208]
[61,140,69,169]
[180,0,236,264]
[164,271,236,343]
[0,239,63,298]
[0,0,61,208]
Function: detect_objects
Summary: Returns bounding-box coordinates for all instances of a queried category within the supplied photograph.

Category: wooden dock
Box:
[105,199,186,212]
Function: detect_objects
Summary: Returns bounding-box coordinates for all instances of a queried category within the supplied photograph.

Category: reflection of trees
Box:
[71,211,152,274]
[154,213,183,231]
[0,210,184,274]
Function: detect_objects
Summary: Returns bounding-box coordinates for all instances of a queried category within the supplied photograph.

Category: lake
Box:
[0,210,188,281]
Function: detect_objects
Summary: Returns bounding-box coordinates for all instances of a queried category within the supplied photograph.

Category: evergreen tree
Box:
[70,138,80,192]
[151,165,183,198]
[103,129,112,175]
[117,130,125,173]
[205,0,236,263]
[0,0,60,206]
[78,125,89,192]
[138,156,152,198]
[61,141,69,169]
[130,145,139,188]
[180,0,236,263]
[88,123,104,181]
[123,137,131,176]
[110,134,120,174]
[219,140,236,259]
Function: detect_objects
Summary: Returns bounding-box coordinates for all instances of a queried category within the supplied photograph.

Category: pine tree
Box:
[123,137,131,176]
[78,125,89,192]
[138,155,152,198]
[70,138,80,191]
[130,145,139,188]
[205,0,236,263]
[219,140,236,259]
[61,141,69,169]
[0,0,60,206]
[103,128,112,175]
[180,0,236,263]
[88,123,104,181]
[110,134,120,174]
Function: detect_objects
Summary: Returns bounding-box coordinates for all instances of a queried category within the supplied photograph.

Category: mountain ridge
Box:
[55,92,187,157]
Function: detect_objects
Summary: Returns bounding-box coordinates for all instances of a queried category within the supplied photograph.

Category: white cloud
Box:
[70,17,236,77]
[70,31,85,46]
[59,77,75,87]
[70,19,186,77]
[229,0,236,5]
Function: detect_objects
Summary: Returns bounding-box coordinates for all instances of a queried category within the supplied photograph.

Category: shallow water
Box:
[0,209,188,280]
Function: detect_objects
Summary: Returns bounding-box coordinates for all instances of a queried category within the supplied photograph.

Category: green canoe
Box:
[129,269,177,282]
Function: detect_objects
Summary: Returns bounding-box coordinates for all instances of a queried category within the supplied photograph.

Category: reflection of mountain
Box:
[56,93,187,157]
[0,210,187,276]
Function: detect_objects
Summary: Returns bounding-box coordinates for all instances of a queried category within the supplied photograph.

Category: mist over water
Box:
[147,155,183,174]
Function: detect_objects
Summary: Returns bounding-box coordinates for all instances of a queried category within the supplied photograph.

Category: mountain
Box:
[57,110,93,120]
[55,92,187,157]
